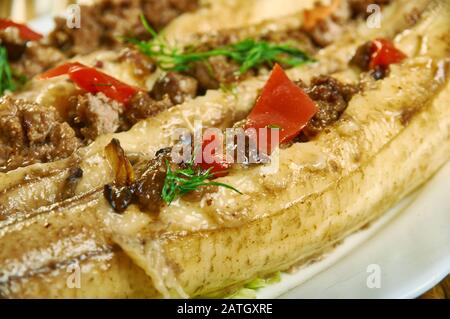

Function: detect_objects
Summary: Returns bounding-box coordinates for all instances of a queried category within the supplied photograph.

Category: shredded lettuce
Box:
[225,272,282,299]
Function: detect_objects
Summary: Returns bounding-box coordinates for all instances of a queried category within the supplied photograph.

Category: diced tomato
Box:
[369,38,406,69]
[38,62,85,79]
[38,62,140,105]
[245,64,317,151]
[196,133,230,178]
[69,67,139,105]
[0,19,43,41]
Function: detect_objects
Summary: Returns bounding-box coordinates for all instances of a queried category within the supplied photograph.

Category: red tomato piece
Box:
[369,38,406,69]
[68,67,139,105]
[0,19,43,41]
[38,62,85,79]
[38,62,139,105]
[245,64,317,149]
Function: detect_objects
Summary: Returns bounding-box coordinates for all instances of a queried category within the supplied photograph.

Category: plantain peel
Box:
[1,0,449,298]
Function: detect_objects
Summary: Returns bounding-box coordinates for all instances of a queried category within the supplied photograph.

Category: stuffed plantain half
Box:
[0,0,448,298]
[1,0,351,173]
[100,0,450,297]
[0,0,427,219]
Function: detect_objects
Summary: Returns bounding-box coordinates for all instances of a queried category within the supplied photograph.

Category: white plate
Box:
[29,17,450,299]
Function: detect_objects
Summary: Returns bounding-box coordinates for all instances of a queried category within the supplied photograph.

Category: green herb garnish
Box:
[0,46,16,96]
[161,159,242,204]
[129,14,313,74]
[267,124,282,129]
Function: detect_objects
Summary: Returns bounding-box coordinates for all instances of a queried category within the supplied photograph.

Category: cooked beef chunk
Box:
[121,91,173,129]
[151,72,198,104]
[49,0,199,56]
[0,97,79,172]
[69,93,123,142]
[60,167,83,200]
[296,75,357,139]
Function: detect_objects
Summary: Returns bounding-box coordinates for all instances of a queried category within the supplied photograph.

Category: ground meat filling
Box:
[295,75,358,140]
[68,92,123,142]
[65,90,175,141]
[0,28,65,79]
[49,0,199,56]
[121,91,173,130]
[0,96,80,172]
[0,89,175,172]
[179,28,318,93]
[151,72,198,104]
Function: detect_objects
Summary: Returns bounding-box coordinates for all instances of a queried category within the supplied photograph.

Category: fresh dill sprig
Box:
[128,14,313,74]
[161,159,242,204]
[0,46,16,96]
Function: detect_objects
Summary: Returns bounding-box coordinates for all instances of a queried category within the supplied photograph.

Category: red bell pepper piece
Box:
[39,62,140,105]
[245,64,317,149]
[369,38,406,69]
[0,19,43,41]
[38,62,85,79]
[197,132,230,178]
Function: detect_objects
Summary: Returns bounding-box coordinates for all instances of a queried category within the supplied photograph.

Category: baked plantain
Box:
[104,0,450,297]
